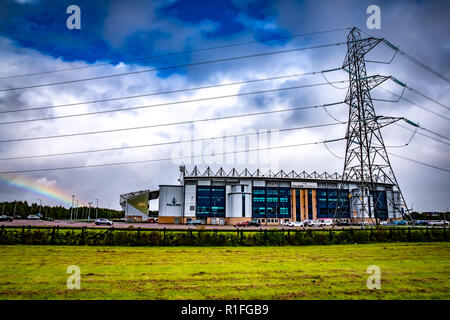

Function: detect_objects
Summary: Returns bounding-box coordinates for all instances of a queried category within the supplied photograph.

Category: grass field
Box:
[0,243,449,299]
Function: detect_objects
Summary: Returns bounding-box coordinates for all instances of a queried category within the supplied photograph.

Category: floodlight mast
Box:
[335,27,411,225]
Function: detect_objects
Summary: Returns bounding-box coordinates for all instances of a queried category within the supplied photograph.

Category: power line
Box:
[384,40,450,83]
[0,138,346,174]
[0,80,349,125]
[387,77,449,111]
[392,46,450,84]
[0,139,447,175]
[406,86,449,111]
[395,123,450,146]
[0,101,345,143]
[0,122,346,161]
[319,83,450,146]
[0,40,357,92]
[359,28,450,83]
[419,126,450,141]
[0,27,351,80]
[378,86,449,121]
[388,152,450,173]
[0,68,341,114]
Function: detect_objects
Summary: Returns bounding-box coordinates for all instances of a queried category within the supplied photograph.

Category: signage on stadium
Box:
[167,197,181,207]
[291,182,318,189]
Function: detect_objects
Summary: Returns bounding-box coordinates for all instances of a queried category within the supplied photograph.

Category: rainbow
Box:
[0,175,77,206]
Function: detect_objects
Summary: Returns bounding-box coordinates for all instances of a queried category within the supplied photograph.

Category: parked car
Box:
[309,220,323,227]
[95,218,113,226]
[44,217,54,221]
[247,219,261,227]
[336,220,351,226]
[290,221,305,227]
[412,220,428,226]
[302,220,314,227]
[14,215,23,219]
[234,221,249,227]
[394,220,408,225]
[186,219,202,226]
[318,219,333,227]
[0,215,13,222]
[27,214,41,220]
[428,220,445,226]
[148,217,157,223]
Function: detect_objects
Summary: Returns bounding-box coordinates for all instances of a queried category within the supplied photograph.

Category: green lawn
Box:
[0,243,449,299]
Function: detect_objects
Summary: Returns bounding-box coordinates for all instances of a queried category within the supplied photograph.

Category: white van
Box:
[319,219,333,227]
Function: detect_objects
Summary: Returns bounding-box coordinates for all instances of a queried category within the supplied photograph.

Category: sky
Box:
[0,0,448,212]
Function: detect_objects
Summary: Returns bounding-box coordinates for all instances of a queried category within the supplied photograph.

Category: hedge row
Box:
[0,226,448,246]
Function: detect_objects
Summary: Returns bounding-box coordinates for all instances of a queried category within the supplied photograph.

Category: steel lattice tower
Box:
[337,27,410,224]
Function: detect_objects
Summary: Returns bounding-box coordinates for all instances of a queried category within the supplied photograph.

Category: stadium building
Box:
[120,166,404,225]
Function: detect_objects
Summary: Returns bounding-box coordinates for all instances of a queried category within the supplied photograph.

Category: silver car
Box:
[95,218,113,226]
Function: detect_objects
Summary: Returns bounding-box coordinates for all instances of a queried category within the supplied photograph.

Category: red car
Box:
[234,221,248,227]
[148,217,157,223]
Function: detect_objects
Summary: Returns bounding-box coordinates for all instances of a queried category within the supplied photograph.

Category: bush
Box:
[0,226,447,247]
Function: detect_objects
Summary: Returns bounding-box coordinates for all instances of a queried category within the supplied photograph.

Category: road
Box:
[1,219,438,229]
[1,219,334,229]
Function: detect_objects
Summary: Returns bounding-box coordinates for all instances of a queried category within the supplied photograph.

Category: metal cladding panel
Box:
[158,187,167,216]
[197,180,211,186]
[253,180,265,187]
[229,193,242,218]
[225,185,231,217]
[159,186,183,217]
[387,189,395,218]
[125,203,148,220]
[266,181,279,187]
[239,180,252,187]
[184,184,196,217]
[245,192,252,218]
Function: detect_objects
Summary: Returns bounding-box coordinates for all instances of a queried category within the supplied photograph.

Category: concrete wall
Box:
[183,183,196,218]
[158,185,183,217]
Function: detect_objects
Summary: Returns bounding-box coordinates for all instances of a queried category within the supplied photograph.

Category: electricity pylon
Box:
[336,27,410,225]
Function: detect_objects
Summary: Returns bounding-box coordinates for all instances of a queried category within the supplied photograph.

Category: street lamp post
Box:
[88,202,92,223]
[37,199,42,217]
[95,198,99,220]
[13,201,17,218]
[75,200,79,220]
[70,195,75,222]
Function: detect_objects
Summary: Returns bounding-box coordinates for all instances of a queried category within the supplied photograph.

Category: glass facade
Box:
[252,186,290,218]
[196,186,225,218]
[192,182,388,221]
[316,188,350,218]
[294,189,314,220]
[371,190,388,220]
[295,189,301,221]
[252,187,266,218]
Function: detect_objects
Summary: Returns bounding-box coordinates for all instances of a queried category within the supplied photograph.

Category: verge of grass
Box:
[0,243,449,300]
